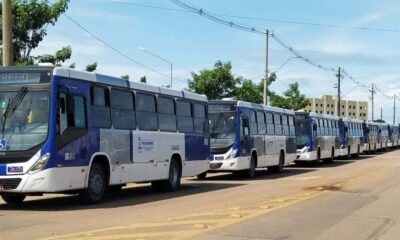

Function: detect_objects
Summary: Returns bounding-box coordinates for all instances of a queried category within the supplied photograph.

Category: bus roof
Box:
[53,67,207,102]
[209,100,294,114]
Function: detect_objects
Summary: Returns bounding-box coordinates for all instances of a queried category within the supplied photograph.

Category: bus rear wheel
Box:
[1,194,26,204]
[270,152,285,173]
[323,148,335,164]
[152,159,181,192]
[79,162,107,204]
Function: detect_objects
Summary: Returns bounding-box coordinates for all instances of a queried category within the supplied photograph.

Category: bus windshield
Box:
[295,118,310,148]
[209,112,237,150]
[0,90,50,151]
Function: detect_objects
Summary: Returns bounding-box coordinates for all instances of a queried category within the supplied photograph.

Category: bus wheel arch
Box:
[152,154,182,192]
[87,154,111,188]
[80,154,110,204]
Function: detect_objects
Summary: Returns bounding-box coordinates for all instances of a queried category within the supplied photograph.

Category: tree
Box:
[270,82,309,110]
[121,75,129,80]
[140,76,147,83]
[188,61,240,100]
[35,46,72,65]
[85,62,97,72]
[69,63,76,69]
[233,73,277,104]
[0,0,70,65]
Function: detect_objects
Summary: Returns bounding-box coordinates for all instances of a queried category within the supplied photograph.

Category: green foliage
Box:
[121,75,130,80]
[188,61,240,100]
[189,61,309,110]
[0,0,70,64]
[270,83,310,110]
[233,78,263,103]
[85,62,97,72]
[140,76,147,83]
[35,46,72,65]
[69,63,76,69]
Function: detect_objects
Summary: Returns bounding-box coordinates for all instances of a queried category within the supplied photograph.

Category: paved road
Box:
[0,150,399,240]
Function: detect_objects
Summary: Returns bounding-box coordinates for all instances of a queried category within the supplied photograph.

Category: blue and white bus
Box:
[0,67,209,204]
[205,100,296,179]
[339,119,364,158]
[295,112,341,163]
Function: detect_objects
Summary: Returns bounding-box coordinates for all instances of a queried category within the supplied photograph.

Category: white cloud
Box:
[69,7,135,22]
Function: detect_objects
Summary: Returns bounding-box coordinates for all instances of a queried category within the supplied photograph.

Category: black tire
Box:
[270,151,285,173]
[347,146,351,159]
[79,162,107,204]
[323,148,335,164]
[1,194,26,204]
[152,159,181,192]
[109,184,124,193]
[243,155,257,178]
[354,145,360,158]
[196,171,207,180]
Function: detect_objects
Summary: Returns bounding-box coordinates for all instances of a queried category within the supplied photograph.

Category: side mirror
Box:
[313,123,317,132]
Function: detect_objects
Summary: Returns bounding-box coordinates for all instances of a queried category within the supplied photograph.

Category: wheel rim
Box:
[90,174,103,196]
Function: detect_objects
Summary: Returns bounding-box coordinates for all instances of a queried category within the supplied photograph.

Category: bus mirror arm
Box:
[243,118,249,128]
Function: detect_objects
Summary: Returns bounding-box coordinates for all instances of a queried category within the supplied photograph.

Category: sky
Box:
[31,0,400,123]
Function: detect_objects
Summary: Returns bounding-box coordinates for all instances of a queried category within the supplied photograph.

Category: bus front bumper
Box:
[0,167,87,194]
[209,157,250,171]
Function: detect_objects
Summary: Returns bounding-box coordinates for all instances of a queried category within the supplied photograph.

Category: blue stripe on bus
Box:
[0,164,6,175]
[185,134,210,161]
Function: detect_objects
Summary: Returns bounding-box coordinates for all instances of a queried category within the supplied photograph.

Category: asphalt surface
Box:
[1,149,399,240]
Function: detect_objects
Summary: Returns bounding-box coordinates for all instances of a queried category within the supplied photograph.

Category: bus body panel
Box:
[0,67,209,194]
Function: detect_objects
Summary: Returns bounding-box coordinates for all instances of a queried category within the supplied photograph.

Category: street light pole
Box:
[272,56,300,74]
[263,29,269,105]
[138,47,173,88]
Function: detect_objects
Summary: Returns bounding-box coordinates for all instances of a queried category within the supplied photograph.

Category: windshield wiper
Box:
[1,87,28,136]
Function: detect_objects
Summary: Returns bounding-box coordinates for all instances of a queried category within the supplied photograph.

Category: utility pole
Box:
[335,67,342,117]
[2,0,13,66]
[381,107,383,120]
[263,29,269,105]
[369,84,375,121]
[394,94,396,125]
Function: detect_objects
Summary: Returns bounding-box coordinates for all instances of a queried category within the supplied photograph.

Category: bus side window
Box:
[274,114,282,135]
[257,111,266,134]
[136,93,158,131]
[194,103,207,133]
[249,110,257,135]
[266,112,274,135]
[241,116,249,138]
[91,86,111,128]
[176,100,193,133]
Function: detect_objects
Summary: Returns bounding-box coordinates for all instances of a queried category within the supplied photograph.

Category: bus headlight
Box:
[227,149,238,160]
[29,153,50,174]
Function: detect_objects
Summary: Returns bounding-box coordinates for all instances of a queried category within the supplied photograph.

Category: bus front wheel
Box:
[79,162,107,204]
[243,156,257,178]
[1,194,26,204]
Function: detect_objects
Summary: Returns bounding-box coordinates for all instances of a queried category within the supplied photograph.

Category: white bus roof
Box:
[53,67,207,102]
[212,100,294,114]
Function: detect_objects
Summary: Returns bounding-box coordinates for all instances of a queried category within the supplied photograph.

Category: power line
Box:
[99,0,400,34]
[63,13,187,83]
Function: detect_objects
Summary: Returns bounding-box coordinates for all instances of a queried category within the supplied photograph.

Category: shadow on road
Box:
[0,182,243,211]
[198,168,316,181]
